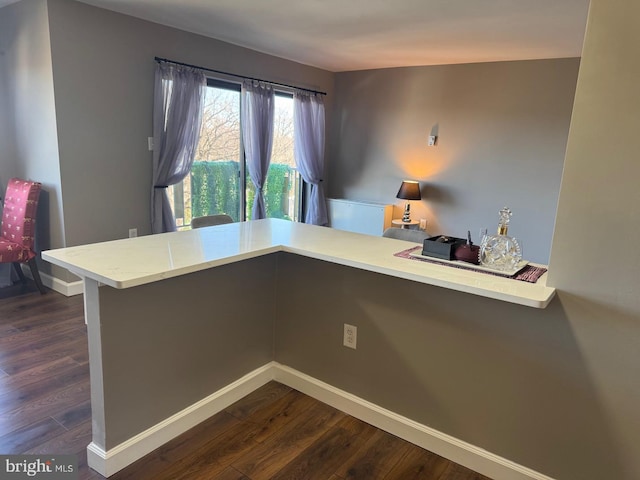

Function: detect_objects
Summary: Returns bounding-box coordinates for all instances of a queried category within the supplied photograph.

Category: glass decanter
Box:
[480,207,523,271]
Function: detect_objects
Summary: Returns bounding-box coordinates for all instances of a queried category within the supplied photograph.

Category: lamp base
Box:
[402,203,411,222]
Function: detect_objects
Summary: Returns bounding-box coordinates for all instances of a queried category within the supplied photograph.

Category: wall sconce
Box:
[396,180,421,222]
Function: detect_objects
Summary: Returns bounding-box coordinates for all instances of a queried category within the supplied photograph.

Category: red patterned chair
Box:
[0,178,46,294]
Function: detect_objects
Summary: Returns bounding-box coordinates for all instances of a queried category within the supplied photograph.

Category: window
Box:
[169,80,301,229]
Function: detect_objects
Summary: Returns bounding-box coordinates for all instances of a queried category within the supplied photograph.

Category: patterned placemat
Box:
[394,246,547,283]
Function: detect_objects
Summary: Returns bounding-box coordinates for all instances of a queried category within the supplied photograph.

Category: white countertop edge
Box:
[281,246,555,309]
[41,220,556,308]
[43,245,282,289]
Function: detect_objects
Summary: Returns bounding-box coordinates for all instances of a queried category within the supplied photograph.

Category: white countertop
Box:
[42,219,555,308]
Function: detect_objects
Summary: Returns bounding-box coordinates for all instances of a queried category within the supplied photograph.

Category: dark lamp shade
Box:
[396,180,421,201]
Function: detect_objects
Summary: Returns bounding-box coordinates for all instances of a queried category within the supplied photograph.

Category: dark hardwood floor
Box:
[0,285,492,480]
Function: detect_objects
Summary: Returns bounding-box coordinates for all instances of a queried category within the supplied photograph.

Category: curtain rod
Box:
[154,57,327,96]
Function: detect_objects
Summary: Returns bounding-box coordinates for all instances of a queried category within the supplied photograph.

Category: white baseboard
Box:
[41,271,84,296]
[87,363,275,477]
[89,362,554,480]
[20,265,83,296]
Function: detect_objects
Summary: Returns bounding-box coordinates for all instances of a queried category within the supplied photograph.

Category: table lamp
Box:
[396,180,421,222]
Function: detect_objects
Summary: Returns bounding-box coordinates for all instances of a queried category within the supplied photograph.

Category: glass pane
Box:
[170,83,241,229]
[246,94,301,221]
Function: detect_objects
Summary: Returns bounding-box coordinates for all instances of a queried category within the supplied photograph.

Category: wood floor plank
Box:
[212,466,250,480]
[25,421,92,455]
[0,320,82,350]
[384,445,451,480]
[3,299,83,330]
[0,336,89,376]
[334,429,412,479]
[0,289,49,312]
[110,412,240,480]
[0,320,21,337]
[161,420,260,480]
[70,347,90,365]
[224,381,293,420]
[232,395,346,480]
[0,380,91,434]
[268,416,378,480]
[240,389,325,444]
[0,327,82,363]
[0,356,80,397]
[52,399,92,430]
[0,362,88,414]
[0,417,67,453]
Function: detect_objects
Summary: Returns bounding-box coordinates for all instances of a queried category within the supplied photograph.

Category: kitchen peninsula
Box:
[42,219,555,478]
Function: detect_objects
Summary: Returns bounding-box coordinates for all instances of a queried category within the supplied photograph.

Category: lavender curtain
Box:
[241,80,275,220]
[151,62,206,233]
[294,91,327,225]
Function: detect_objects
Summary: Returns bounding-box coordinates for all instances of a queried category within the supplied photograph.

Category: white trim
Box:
[89,362,555,480]
[42,271,84,296]
[272,364,556,480]
[20,265,83,296]
[87,363,275,477]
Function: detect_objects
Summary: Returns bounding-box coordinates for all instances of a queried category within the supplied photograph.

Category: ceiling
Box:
[3,0,591,71]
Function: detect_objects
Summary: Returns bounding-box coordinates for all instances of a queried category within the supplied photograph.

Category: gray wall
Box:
[45,0,334,248]
[547,0,640,473]
[328,59,580,264]
[0,0,66,278]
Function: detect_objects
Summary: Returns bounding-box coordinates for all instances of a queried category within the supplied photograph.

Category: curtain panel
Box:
[241,80,275,220]
[151,62,206,234]
[294,91,328,226]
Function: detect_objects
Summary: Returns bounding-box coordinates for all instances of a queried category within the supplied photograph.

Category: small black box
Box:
[422,236,466,260]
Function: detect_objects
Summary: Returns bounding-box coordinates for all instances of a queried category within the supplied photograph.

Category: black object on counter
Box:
[422,236,466,260]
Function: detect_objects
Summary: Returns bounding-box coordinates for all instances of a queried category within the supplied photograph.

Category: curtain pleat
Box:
[241,80,275,220]
[294,91,327,226]
[151,62,206,233]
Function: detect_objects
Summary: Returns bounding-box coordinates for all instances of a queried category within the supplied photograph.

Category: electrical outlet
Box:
[428,135,437,146]
[343,323,357,349]
[419,218,427,230]
[147,137,154,151]
[129,228,138,238]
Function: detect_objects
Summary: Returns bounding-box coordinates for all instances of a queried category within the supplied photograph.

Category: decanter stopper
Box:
[497,207,512,235]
